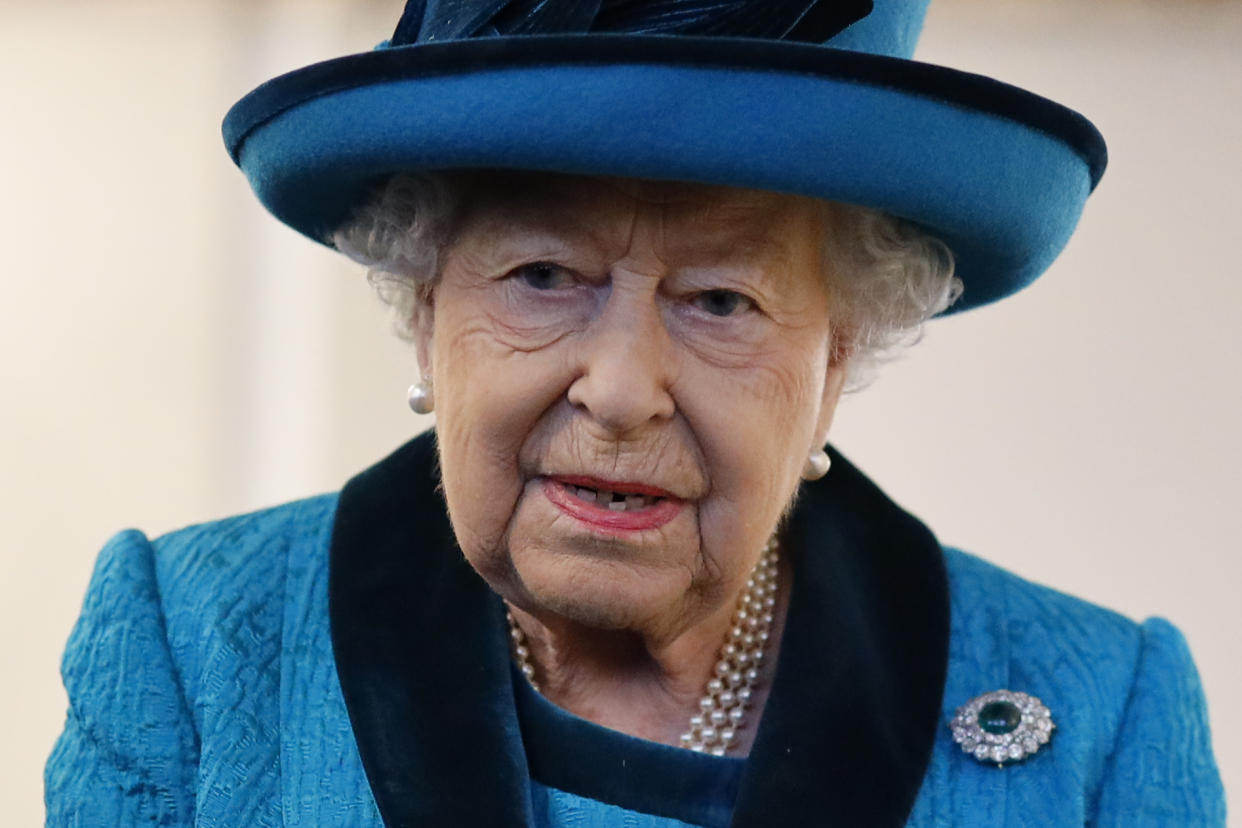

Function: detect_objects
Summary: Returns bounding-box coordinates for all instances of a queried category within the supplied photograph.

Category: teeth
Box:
[565,482,660,511]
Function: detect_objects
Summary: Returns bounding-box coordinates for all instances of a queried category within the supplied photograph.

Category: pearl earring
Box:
[802,448,831,480]
[407,378,434,415]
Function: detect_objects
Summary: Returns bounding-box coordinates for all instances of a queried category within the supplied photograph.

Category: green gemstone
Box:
[977,700,1021,735]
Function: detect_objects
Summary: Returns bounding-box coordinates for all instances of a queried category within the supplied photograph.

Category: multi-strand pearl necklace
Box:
[506,537,779,757]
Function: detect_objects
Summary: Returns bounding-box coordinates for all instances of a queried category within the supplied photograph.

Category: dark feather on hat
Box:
[392,0,873,46]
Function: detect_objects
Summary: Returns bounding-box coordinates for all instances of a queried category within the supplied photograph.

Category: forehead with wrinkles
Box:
[450,170,827,269]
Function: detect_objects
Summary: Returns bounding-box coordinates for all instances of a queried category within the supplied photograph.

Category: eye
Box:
[692,289,754,317]
[512,262,575,290]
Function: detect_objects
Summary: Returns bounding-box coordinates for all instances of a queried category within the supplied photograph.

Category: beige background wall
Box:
[3,0,1238,822]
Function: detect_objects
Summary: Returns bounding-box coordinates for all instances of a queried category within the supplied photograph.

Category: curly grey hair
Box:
[332,171,961,388]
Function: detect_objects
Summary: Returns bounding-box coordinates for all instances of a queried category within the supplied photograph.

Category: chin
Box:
[512,550,694,633]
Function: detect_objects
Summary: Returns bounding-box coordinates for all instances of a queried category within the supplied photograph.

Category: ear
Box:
[811,357,849,448]
[410,288,436,380]
[811,321,855,447]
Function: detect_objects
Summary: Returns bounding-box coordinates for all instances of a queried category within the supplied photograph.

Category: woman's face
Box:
[420,173,848,640]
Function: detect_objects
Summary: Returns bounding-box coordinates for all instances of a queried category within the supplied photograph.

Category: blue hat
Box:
[223,0,1106,313]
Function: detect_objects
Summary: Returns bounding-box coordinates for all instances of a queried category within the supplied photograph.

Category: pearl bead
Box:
[505,540,779,760]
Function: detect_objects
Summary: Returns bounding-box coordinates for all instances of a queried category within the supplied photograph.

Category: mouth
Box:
[540,475,685,533]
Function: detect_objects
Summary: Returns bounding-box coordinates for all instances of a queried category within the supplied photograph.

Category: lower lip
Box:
[541,478,685,534]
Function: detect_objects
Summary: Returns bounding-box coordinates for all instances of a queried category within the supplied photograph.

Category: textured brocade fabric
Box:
[45,493,1225,826]
[905,551,1226,828]
[46,495,385,828]
[531,783,707,828]
[1090,618,1226,825]
[45,528,200,826]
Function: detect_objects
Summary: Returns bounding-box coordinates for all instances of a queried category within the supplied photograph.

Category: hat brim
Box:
[224,34,1106,314]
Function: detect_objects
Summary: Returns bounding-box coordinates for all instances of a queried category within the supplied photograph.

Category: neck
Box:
[507,551,791,755]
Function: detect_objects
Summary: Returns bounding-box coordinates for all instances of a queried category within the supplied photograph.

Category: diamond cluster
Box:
[950,689,1054,765]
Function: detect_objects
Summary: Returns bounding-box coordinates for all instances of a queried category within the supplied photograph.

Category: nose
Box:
[566,284,677,436]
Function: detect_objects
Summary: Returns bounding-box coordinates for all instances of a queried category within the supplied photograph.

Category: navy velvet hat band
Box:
[223,0,1107,314]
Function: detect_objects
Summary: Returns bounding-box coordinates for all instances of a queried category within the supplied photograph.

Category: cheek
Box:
[679,335,828,537]
[685,330,827,450]
[430,284,582,564]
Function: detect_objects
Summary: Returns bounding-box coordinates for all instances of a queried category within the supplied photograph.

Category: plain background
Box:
[3,0,1238,822]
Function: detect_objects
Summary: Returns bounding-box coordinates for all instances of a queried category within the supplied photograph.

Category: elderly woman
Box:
[47,1,1224,826]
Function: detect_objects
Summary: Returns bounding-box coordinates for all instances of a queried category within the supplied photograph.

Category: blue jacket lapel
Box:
[278,492,386,825]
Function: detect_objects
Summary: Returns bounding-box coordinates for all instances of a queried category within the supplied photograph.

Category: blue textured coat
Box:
[46,435,1225,826]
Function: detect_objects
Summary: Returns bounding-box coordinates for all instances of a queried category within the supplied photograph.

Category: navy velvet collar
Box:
[513,662,747,826]
[329,431,949,826]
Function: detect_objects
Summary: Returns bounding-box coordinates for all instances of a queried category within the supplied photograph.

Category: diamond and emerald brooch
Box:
[950,689,1055,766]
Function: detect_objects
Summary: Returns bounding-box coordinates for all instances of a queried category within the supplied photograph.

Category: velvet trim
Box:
[328,433,533,827]
[513,664,746,827]
[225,34,1105,187]
[731,445,950,826]
[329,431,949,826]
